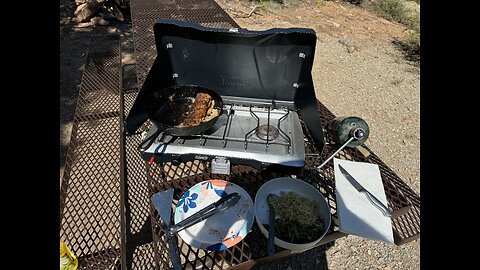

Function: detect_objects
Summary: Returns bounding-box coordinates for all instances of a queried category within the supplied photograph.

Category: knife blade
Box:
[338,164,392,218]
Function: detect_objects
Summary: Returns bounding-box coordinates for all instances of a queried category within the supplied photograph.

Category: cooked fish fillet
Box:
[182,93,212,126]
[202,101,220,123]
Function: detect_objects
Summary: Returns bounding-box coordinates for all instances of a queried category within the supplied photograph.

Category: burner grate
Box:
[244,105,291,153]
[177,105,293,152]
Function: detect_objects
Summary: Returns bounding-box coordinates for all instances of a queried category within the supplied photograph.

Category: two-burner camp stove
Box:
[140,97,306,170]
[126,20,326,171]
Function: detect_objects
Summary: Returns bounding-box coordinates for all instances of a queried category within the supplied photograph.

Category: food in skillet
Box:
[267,191,325,243]
[180,93,221,127]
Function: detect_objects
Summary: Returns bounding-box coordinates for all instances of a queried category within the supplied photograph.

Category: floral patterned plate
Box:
[174,180,254,250]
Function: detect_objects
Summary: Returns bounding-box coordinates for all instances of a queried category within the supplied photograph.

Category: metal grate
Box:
[314,101,420,242]
[146,157,338,269]
[60,35,123,270]
[122,64,159,269]
[144,102,420,269]
[60,35,121,269]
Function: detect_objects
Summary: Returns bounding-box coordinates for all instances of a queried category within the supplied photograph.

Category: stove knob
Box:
[172,159,181,166]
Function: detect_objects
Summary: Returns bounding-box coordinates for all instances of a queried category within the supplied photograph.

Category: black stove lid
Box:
[154,20,316,101]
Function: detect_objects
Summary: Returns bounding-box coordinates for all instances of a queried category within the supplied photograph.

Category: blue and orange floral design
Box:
[201,180,229,197]
[177,190,198,213]
[174,180,254,251]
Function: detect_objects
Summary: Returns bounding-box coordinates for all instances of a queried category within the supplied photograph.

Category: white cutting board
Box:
[334,158,394,244]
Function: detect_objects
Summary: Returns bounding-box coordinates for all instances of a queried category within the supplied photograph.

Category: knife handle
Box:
[363,191,392,218]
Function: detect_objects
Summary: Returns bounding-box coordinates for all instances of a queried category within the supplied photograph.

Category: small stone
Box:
[74,1,103,22]
[367,249,372,255]
[339,37,351,46]
[60,17,70,24]
[74,3,87,17]
[332,22,340,27]
[74,21,93,28]
[347,45,356,53]
[91,16,110,26]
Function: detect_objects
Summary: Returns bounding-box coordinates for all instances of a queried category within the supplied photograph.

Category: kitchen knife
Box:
[338,164,392,218]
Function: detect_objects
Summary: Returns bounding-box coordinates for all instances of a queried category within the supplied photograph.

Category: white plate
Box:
[254,177,332,251]
[174,180,254,250]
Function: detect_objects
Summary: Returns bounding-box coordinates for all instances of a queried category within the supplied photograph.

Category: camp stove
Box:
[126,20,326,171]
[140,98,306,170]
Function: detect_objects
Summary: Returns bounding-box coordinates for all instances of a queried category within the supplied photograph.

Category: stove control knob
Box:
[172,159,180,166]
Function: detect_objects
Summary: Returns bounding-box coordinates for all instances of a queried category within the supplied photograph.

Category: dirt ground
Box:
[60,0,419,269]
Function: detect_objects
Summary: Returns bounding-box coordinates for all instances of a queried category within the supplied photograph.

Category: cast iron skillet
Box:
[139,85,224,151]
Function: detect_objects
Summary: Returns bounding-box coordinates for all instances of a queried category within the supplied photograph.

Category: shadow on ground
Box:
[60,18,132,177]
[255,242,334,270]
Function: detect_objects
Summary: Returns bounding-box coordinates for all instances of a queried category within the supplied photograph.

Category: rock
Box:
[60,17,70,24]
[74,21,93,28]
[98,11,117,21]
[338,37,351,46]
[74,0,104,22]
[74,3,87,18]
[338,36,357,53]
[91,16,110,26]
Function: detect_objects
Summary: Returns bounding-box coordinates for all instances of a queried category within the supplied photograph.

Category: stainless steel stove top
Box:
[141,103,306,169]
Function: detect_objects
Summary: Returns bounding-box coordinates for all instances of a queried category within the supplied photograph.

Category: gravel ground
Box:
[315,38,420,270]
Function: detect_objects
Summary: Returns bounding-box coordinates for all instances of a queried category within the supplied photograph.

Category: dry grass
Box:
[367,0,420,61]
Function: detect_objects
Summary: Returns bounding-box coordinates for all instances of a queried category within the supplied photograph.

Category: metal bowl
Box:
[254,177,332,251]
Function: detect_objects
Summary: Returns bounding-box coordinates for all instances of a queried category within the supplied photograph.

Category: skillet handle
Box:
[138,126,167,152]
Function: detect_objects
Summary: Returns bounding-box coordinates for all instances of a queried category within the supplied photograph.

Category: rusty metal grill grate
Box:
[145,102,419,268]
[60,35,123,270]
[122,62,159,269]
[146,156,340,269]
[314,101,420,242]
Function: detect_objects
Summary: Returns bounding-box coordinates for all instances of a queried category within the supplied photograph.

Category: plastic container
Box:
[60,241,78,270]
